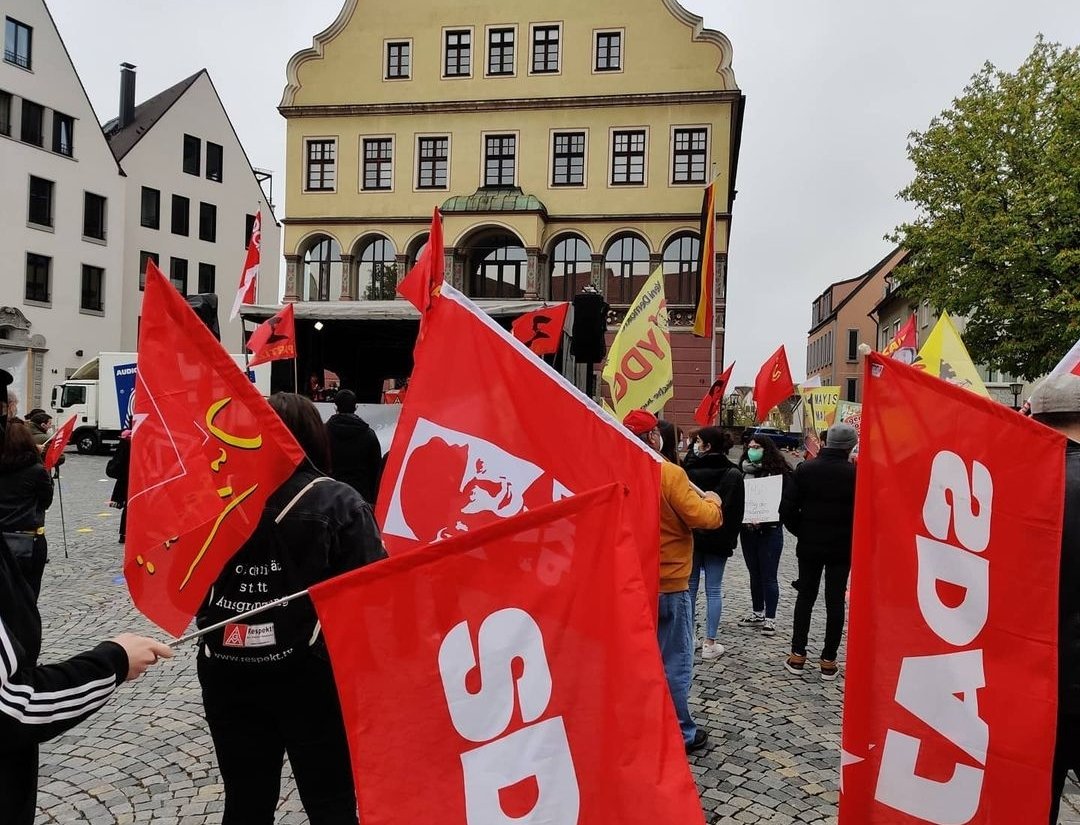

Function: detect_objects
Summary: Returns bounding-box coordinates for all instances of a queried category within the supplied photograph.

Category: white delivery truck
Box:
[50,352,270,454]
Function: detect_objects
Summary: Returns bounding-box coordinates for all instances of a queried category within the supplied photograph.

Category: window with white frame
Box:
[551,131,585,187]
[444,30,472,77]
[484,134,516,186]
[417,136,449,189]
[487,27,515,76]
[362,138,393,190]
[595,31,622,72]
[531,25,560,73]
[672,127,708,184]
[611,129,646,185]
[305,139,337,191]
[386,41,410,79]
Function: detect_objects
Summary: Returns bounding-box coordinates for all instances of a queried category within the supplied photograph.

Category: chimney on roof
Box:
[119,63,137,129]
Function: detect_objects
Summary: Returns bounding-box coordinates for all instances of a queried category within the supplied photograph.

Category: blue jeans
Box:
[740,525,783,619]
[657,590,696,745]
[689,552,727,640]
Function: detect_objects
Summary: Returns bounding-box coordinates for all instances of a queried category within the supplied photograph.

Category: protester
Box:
[1026,373,1080,824]
[26,412,52,448]
[325,389,382,504]
[0,367,171,825]
[657,418,681,466]
[738,433,791,636]
[195,392,387,825]
[683,427,745,659]
[106,427,131,544]
[779,422,857,680]
[0,419,54,599]
[622,409,722,753]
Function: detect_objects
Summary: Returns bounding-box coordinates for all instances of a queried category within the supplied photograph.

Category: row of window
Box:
[138,186,221,242]
[26,175,108,241]
[137,251,216,294]
[0,88,75,157]
[807,330,834,373]
[24,253,105,314]
[182,134,224,182]
[299,229,710,306]
[305,126,710,193]
[384,25,622,82]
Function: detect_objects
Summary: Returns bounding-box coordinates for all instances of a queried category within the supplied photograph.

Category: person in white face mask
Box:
[683,428,745,659]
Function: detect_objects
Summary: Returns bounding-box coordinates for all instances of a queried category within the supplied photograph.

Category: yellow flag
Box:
[800,386,841,432]
[915,311,990,397]
[602,266,673,418]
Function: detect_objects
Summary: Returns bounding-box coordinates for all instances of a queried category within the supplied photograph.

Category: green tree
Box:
[363,263,398,300]
[890,37,1080,379]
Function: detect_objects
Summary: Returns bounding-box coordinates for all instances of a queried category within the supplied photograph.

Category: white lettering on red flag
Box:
[310,484,705,825]
[840,353,1063,824]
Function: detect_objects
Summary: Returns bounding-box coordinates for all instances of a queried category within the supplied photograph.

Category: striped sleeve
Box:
[0,615,128,750]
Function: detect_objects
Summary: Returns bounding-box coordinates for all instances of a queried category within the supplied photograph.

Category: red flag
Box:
[840,353,1062,824]
[692,180,717,338]
[375,283,662,597]
[510,303,569,356]
[693,362,735,427]
[397,207,444,314]
[127,261,305,635]
[312,484,705,825]
[42,414,76,472]
[246,303,296,367]
[880,312,917,361]
[229,210,261,321]
[752,345,795,423]
[1047,334,1080,380]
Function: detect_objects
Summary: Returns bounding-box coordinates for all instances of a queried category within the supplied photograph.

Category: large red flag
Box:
[311,483,705,825]
[397,207,444,314]
[246,303,296,367]
[127,262,305,635]
[42,414,76,472]
[752,345,795,423]
[229,210,261,321]
[510,302,569,356]
[375,283,662,597]
[840,353,1062,824]
[693,362,735,427]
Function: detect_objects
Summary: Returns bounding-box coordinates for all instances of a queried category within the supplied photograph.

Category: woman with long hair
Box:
[0,419,53,599]
[683,427,744,659]
[737,433,791,637]
[195,393,384,825]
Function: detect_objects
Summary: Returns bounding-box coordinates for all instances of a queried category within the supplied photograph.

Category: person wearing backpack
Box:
[195,393,387,825]
[684,427,745,659]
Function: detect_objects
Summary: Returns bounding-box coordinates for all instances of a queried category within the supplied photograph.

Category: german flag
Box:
[692,180,717,338]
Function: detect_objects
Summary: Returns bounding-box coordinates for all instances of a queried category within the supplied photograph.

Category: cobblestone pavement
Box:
[32,453,1080,823]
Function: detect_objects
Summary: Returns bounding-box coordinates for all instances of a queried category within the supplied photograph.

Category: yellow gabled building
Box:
[279,0,743,422]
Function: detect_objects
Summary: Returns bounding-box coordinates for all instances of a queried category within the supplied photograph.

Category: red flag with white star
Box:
[127,261,305,635]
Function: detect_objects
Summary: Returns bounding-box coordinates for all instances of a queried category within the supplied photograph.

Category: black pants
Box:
[10,536,46,601]
[790,556,850,662]
[198,653,358,825]
[1051,713,1080,824]
[0,745,39,825]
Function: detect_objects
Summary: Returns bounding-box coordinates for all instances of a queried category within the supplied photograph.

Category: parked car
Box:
[741,426,803,451]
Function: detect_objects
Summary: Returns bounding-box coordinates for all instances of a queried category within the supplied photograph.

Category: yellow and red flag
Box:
[692,181,717,338]
[753,345,795,423]
[126,261,305,635]
[880,312,917,360]
[247,302,296,367]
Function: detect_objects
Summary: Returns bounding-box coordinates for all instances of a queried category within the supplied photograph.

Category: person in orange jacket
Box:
[623,409,722,753]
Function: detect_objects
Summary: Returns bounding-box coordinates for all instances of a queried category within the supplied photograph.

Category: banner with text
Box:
[840,354,1063,824]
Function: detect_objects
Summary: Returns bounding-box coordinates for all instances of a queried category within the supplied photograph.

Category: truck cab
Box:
[51,380,104,453]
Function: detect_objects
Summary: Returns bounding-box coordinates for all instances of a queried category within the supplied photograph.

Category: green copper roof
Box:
[441,187,547,215]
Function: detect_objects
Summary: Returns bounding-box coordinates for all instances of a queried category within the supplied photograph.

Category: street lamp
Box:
[1009,381,1024,410]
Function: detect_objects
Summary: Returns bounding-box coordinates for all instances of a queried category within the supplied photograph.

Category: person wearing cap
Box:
[779,421,858,681]
[0,366,172,824]
[1027,373,1080,824]
[325,389,382,504]
[622,409,722,754]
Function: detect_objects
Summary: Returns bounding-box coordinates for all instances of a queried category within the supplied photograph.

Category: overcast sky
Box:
[48,0,1080,384]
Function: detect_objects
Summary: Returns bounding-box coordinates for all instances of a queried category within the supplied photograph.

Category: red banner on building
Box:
[840,353,1063,824]
[311,483,705,825]
[375,283,661,597]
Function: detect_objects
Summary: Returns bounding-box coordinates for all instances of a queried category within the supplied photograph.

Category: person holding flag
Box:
[0,418,53,599]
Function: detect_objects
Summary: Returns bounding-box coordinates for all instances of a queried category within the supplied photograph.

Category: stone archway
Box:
[459,227,529,300]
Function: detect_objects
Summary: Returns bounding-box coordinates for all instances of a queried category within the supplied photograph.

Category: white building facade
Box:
[105,68,280,354]
[1,0,126,408]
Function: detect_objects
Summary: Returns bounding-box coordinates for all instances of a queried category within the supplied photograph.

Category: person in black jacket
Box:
[196,392,386,825]
[0,419,55,599]
[780,422,857,681]
[684,427,744,659]
[325,389,383,505]
[0,369,171,825]
[1027,373,1080,824]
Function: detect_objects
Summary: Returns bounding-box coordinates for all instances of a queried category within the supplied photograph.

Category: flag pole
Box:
[168,587,311,647]
[53,466,68,558]
[293,356,298,394]
[708,165,719,390]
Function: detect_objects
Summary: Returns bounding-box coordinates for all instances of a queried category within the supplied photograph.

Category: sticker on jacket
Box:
[222,622,277,648]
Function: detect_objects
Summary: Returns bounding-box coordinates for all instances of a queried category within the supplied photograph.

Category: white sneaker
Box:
[739,613,764,627]
[761,619,776,636]
[701,641,725,660]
